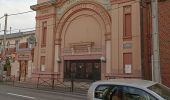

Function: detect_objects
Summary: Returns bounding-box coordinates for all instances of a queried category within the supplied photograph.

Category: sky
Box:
[0,0,37,34]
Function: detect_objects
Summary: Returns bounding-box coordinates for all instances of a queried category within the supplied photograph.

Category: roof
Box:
[31,0,58,11]
[0,30,35,40]
[93,79,157,88]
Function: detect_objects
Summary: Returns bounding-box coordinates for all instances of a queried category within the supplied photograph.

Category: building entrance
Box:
[64,60,101,81]
[19,60,28,81]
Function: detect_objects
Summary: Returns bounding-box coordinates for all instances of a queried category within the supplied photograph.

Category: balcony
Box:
[63,47,103,55]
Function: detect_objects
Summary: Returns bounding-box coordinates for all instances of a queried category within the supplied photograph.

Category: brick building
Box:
[158,0,170,87]
[139,0,170,87]
[31,0,170,87]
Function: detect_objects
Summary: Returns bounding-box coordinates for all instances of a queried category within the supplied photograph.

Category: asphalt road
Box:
[0,85,87,100]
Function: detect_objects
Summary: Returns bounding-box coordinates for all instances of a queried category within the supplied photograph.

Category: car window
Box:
[94,85,158,100]
[121,86,157,100]
[148,83,170,100]
[109,86,121,100]
[94,85,119,100]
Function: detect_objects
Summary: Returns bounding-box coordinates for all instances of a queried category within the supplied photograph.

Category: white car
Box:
[87,79,170,100]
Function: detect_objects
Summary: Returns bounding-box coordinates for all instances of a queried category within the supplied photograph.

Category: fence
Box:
[0,75,93,93]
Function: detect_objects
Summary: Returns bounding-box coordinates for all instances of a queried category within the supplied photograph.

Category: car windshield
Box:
[148,83,170,100]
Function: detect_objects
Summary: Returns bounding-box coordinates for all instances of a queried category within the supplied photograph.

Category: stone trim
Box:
[110,0,134,5]
[36,13,56,20]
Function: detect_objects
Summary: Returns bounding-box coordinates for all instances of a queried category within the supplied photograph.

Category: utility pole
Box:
[3,14,8,56]
[0,23,1,31]
[10,27,12,34]
[151,0,161,83]
[0,23,1,53]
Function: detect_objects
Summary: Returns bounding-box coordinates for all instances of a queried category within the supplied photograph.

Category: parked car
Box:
[87,79,170,100]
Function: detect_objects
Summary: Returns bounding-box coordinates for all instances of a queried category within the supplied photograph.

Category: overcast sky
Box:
[0,0,37,34]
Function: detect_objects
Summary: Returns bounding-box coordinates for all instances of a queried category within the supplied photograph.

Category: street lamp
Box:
[100,56,106,62]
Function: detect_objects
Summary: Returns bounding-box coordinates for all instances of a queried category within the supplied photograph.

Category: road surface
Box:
[0,85,86,100]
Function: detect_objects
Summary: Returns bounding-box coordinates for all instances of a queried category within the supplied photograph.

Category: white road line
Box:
[7,93,35,99]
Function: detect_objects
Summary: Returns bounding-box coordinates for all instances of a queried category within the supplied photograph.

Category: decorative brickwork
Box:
[158,0,170,87]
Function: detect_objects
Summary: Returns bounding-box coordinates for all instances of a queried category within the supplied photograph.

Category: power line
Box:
[3,0,162,47]
[0,16,5,20]
[8,11,34,16]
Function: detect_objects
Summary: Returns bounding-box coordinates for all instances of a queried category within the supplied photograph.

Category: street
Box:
[0,85,86,100]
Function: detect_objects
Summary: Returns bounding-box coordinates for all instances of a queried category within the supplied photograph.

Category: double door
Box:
[64,60,101,80]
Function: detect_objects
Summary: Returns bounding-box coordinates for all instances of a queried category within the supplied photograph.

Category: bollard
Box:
[37,77,40,88]
[70,72,75,92]
[52,77,54,89]
[71,79,74,92]
[12,75,15,86]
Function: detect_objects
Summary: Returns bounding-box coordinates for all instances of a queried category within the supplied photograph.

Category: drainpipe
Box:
[140,0,145,79]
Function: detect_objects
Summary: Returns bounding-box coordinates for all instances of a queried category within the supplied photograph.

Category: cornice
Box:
[36,13,56,20]
[30,0,60,11]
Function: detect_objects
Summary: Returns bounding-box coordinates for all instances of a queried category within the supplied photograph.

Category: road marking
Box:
[7,93,35,99]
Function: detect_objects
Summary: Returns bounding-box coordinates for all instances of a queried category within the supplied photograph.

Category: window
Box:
[148,84,170,99]
[95,85,112,99]
[15,40,20,50]
[123,6,132,40]
[95,85,157,100]
[121,86,157,100]
[95,85,121,100]
[40,56,45,71]
[41,21,47,47]
[19,43,28,48]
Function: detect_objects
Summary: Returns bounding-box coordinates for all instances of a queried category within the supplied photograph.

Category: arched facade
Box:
[54,2,112,80]
[31,0,143,81]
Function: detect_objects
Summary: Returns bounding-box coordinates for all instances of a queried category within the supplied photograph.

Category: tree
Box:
[4,57,11,76]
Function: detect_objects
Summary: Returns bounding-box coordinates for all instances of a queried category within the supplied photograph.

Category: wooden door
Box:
[19,61,28,81]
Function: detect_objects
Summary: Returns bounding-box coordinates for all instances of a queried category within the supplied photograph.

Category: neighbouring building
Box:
[31,0,170,87]
[158,0,170,87]
[0,30,35,81]
[140,0,170,87]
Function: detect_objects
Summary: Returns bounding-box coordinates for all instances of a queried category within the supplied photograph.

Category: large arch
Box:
[55,1,111,42]
[54,1,112,80]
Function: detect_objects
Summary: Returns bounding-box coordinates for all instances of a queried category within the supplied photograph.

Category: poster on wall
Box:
[41,65,45,72]
[125,64,132,74]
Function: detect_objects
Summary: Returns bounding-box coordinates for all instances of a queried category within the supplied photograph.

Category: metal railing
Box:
[63,47,103,55]
[0,75,15,86]
[0,75,93,93]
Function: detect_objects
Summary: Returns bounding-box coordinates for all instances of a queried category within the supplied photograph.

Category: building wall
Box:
[141,0,170,87]
[158,0,170,87]
[111,1,141,78]
[32,0,142,80]
[33,6,56,75]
